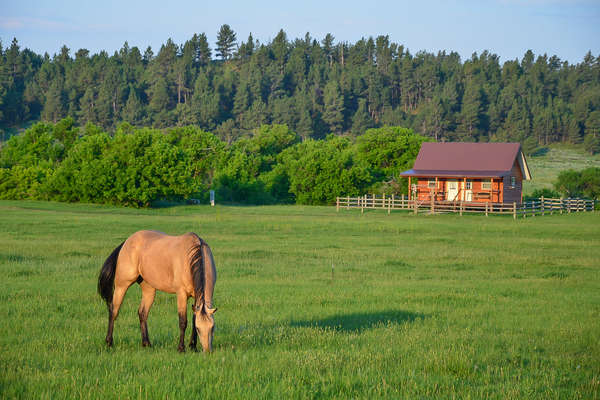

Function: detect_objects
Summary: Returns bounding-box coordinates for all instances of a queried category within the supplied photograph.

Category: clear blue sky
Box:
[1,0,598,64]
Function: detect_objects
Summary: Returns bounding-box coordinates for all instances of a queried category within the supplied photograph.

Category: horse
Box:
[97,230,217,352]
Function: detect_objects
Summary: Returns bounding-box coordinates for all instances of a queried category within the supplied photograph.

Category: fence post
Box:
[388,195,392,214]
[402,194,405,209]
[541,196,545,216]
[347,196,350,210]
[513,202,516,220]
[430,193,434,214]
[560,197,563,214]
[459,201,463,216]
[485,202,488,216]
[413,198,418,215]
[336,197,339,212]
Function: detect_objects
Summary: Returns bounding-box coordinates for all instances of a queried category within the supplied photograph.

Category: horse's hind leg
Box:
[106,285,129,346]
[138,281,156,347]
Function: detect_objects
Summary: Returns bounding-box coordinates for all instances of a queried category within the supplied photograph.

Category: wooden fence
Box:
[336,195,595,218]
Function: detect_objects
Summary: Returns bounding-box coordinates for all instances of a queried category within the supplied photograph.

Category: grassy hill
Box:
[0,201,598,398]
[523,145,600,195]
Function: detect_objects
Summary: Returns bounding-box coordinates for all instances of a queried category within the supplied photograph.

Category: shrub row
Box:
[0,119,427,207]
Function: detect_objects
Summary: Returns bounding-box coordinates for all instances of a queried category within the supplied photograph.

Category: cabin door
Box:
[446,180,459,201]
[464,180,473,201]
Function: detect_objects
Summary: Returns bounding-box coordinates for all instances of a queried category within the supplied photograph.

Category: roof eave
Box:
[400,170,510,178]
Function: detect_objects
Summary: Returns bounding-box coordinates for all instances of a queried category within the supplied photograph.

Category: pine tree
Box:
[216,24,237,61]
[294,88,314,141]
[322,81,344,134]
[351,98,373,135]
[191,74,219,130]
[78,87,96,125]
[567,117,582,144]
[95,83,114,127]
[236,33,255,60]
[233,79,251,116]
[271,29,289,71]
[322,34,335,66]
[585,110,600,138]
[149,77,171,127]
[583,133,600,154]
[457,82,484,141]
[42,79,66,123]
[196,33,212,66]
[122,86,144,125]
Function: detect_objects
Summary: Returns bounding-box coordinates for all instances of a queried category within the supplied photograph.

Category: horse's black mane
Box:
[188,234,205,309]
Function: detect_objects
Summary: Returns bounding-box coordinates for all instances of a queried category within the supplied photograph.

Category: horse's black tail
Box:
[98,241,125,308]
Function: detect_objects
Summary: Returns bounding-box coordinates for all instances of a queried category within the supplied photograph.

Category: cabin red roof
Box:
[401,142,531,179]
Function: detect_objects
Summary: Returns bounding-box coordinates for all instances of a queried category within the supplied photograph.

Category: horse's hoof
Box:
[189,345,198,352]
[178,346,185,353]
[106,339,113,347]
[142,342,152,347]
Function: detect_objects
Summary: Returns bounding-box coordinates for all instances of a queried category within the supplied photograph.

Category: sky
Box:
[1,0,599,64]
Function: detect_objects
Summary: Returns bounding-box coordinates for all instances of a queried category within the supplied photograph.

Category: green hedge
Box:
[0,120,427,206]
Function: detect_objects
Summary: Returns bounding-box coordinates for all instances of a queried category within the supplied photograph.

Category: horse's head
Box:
[194,303,217,352]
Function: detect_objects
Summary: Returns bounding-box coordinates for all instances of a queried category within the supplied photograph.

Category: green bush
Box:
[278,136,373,205]
[524,188,561,201]
[554,167,600,200]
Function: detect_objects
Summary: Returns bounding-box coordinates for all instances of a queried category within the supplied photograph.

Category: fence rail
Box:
[336,195,595,218]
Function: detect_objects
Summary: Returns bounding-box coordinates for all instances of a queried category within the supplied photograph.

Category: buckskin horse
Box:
[97,230,217,352]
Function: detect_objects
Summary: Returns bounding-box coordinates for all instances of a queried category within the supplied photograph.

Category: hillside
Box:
[1,31,599,147]
[523,145,600,194]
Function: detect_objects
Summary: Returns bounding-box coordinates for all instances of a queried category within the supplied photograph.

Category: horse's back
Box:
[116,231,200,294]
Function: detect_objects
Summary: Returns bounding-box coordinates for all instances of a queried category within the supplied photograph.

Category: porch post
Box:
[408,176,412,201]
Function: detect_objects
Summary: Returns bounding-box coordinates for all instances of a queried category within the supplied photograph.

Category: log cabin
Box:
[400,142,531,204]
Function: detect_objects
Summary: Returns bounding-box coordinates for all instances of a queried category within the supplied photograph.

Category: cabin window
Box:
[510,176,516,188]
[427,179,436,188]
[482,179,492,190]
[465,180,472,190]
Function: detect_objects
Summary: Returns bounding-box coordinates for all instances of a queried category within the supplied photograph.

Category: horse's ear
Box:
[205,305,217,315]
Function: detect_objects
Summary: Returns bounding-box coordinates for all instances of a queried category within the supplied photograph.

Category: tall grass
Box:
[0,201,598,398]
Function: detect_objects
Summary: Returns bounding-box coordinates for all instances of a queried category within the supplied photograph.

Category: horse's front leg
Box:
[176,292,188,352]
[189,312,198,351]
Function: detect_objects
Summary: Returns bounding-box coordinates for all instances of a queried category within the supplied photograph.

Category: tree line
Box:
[1,26,599,152]
[0,119,425,206]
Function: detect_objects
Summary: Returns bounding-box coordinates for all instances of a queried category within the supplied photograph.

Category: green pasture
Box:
[0,201,599,399]
[523,145,600,194]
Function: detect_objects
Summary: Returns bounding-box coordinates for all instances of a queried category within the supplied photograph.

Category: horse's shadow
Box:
[290,309,424,332]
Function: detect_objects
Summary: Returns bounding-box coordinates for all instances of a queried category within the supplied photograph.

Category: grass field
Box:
[0,200,599,399]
